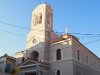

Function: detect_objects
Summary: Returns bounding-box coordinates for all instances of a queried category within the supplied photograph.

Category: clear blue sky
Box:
[0,0,100,57]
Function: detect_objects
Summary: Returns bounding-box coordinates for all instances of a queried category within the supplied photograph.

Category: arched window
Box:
[39,13,42,24]
[56,49,62,60]
[56,70,61,75]
[31,51,39,61]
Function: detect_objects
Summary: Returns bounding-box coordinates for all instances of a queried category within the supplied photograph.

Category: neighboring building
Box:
[16,3,100,75]
[0,54,16,75]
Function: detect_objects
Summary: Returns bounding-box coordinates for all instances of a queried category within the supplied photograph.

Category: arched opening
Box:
[56,70,61,75]
[31,51,39,61]
[32,39,36,44]
[39,13,42,24]
[56,49,62,60]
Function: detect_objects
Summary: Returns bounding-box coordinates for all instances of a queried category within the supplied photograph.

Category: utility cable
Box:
[84,39,100,45]
[0,20,29,30]
[78,35,100,39]
[0,28,26,38]
[53,30,100,36]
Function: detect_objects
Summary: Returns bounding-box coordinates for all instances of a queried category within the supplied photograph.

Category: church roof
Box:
[50,34,79,44]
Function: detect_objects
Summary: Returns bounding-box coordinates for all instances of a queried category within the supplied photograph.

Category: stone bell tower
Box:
[26,3,53,62]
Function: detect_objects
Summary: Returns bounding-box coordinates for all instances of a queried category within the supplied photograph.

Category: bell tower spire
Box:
[31,3,53,32]
[26,3,53,62]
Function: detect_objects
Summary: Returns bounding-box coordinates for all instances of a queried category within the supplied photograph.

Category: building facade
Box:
[0,54,16,75]
[16,3,100,75]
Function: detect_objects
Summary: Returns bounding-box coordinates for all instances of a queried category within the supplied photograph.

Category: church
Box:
[15,3,100,75]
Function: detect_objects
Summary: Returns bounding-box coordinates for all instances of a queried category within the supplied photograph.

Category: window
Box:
[31,51,39,61]
[56,70,61,75]
[5,64,12,73]
[56,49,62,60]
[39,13,42,24]
[86,56,88,64]
[32,39,36,44]
[34,14,38,25]
[77,50,80,61]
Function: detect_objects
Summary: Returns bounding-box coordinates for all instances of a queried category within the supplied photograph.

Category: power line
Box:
[84,39,100,44]
[54,31,100,36]
[0,20,29,30]
[78,35,100,39]
[0,28,26,38]
[53,30,100,36]
[69,33,100,36]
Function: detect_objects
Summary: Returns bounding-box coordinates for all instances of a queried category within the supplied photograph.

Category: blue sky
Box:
[0,0,100,57]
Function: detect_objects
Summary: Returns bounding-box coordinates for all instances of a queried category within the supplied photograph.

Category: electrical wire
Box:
[54,31,100,36]
[78,35,100,39]
[0,28,26,38]
[69,33,100,36]
[84,39,100,44]
[0,20,29,30]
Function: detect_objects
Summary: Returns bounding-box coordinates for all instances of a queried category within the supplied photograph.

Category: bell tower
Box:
[26,3,53,62]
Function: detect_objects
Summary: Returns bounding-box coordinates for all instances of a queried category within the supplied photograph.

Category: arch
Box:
[56,49,62,60]
[56,70,61,75]
[32,39,36,44]
[39,13,42,24]
[31,51,39,61]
